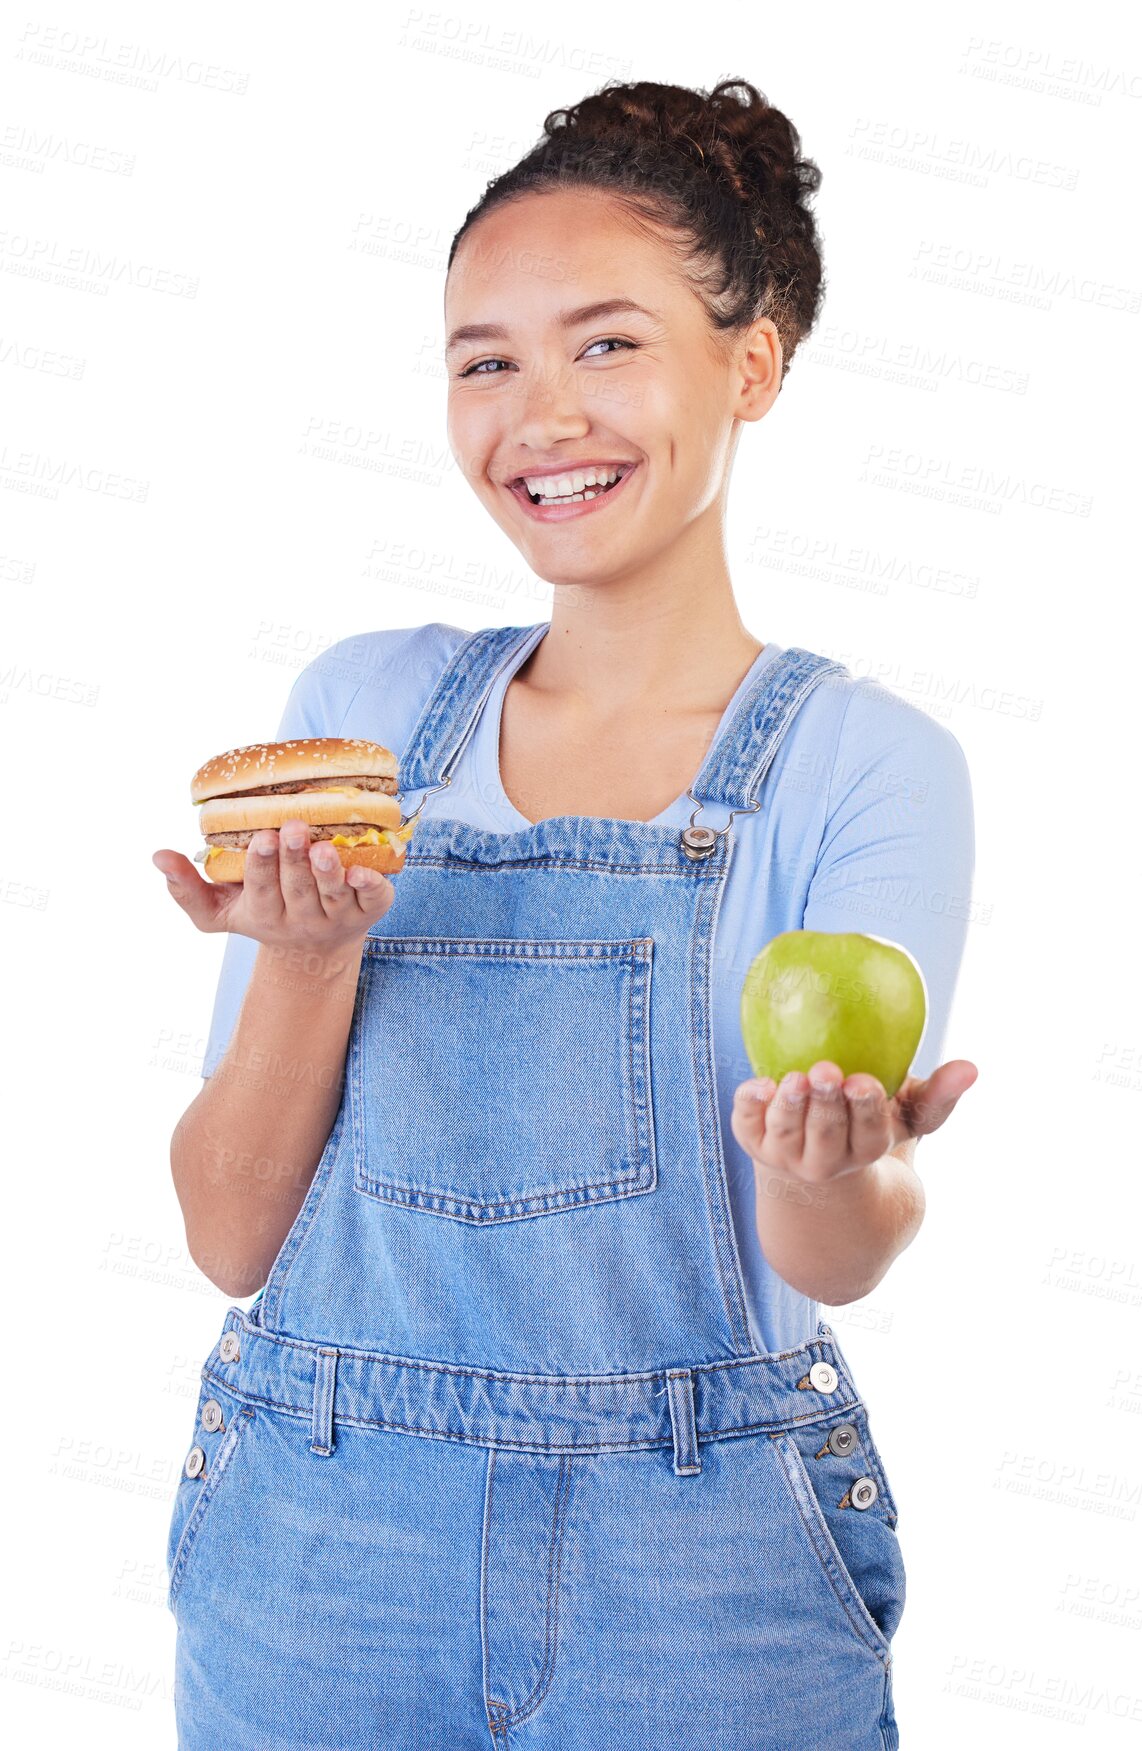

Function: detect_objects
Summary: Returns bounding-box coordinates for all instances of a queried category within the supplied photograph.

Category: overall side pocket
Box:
[166,1378,256,1614]
[769,1409,906,1665]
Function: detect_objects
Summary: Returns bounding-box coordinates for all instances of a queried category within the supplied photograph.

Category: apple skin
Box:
[740,930,928,1100]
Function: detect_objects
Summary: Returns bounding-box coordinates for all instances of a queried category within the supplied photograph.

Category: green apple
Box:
[740,930,928,1100]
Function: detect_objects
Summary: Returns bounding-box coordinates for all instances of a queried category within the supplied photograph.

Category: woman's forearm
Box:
[170,939,365,1295]
[752,1144,925,1305]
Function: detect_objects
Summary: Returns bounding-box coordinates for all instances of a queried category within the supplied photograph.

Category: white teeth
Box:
[521,465,626,499]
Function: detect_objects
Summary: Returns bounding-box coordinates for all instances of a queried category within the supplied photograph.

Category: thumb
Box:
[152,849,228,931]
[896,1060,979,1137]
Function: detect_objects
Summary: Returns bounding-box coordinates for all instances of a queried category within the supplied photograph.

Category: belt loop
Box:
[311,1347,338,1456]
[666,1370,701,1476]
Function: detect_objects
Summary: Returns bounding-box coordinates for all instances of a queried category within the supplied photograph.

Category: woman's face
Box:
[444,188,776,589]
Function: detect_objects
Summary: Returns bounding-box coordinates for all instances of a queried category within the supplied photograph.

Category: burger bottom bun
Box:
[203,840,405,884]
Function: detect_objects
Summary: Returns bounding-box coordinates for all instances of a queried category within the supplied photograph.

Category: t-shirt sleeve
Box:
[802,679,976,1086]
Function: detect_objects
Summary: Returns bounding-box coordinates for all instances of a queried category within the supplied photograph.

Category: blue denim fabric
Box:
[168,625,906,1746]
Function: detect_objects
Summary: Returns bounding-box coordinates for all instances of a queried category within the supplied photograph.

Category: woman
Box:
[153,78,976,1750]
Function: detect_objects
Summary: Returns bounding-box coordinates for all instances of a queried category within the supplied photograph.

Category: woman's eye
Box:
[582,336,638,359]
[460,357,509,378]
[458,337,638,379]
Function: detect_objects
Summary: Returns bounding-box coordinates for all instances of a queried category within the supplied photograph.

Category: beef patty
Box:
[214,774,397,800]
[206,821,393,849]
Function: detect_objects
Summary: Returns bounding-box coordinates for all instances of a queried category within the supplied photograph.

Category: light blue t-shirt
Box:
[200,621,975,1352]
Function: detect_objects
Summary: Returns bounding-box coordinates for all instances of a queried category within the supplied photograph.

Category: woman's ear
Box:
[733,318,783,423]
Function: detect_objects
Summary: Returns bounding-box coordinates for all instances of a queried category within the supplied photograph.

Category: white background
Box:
[3,0,1140,1742]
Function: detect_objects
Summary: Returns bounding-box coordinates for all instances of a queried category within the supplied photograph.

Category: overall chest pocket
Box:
[350,936,656,1223]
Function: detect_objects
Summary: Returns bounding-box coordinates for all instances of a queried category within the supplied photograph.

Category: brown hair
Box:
[447,77,825,384]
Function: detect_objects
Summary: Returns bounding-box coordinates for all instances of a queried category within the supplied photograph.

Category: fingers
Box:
[249,821,393,928]
[732,1061,892,1180]
[730,1072,807,1174]
[241,828,288,929]
[247,820,355,926]
[275,820,332,922]
[764,1071,809,1159]
[801,1064,859,1172]
[345,862,395,917]
[840,1071,892,1166]
[729,1078,776,1163]
[309,835,393,919]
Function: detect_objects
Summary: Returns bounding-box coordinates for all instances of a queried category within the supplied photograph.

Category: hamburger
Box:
[191,736,415,883]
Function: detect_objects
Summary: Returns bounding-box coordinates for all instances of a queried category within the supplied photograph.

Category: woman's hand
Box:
[151,819,396,957]
[730,1058,978,1186]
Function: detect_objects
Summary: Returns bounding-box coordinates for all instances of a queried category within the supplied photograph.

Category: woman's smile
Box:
[503,459,641,522]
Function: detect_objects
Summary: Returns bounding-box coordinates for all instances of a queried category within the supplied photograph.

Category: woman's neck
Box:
[526,599,763,718]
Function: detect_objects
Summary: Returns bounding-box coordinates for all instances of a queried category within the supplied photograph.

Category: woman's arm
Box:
[732,677,978,1303]
[171,937,364,1295]
[162,632,395,1294]
[752,1138,923,1306]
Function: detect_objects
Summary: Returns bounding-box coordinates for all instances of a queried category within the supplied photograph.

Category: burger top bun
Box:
[191,736,397,803]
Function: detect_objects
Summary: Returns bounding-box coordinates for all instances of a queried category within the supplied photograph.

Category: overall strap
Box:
[690,647,850,816]
[398,623,536,803]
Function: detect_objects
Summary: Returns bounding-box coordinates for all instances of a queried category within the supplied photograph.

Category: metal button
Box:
[200,1398,224,1433]
[851,1475,879,1510]
[184,1445,206,1479]
[808,1361,839,1394]
[827,1421,858,1457]
[218,1333,240,1362]
[680,825,718,861]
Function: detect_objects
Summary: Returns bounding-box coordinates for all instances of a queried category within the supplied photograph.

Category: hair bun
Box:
[545,79,811,217]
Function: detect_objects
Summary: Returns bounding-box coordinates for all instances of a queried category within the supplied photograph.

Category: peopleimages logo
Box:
[911,238,1141,315]
[846,116,1079,191]
[0,231,198,297]
[957,36,1142,104]
[14,22,250,95]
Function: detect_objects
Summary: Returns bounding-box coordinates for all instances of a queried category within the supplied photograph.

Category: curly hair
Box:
[447,77,826,383]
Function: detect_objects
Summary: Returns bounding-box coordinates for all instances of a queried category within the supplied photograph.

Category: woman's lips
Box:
[504,462,639,522]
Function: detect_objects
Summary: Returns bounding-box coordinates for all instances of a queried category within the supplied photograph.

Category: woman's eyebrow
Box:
[445,298,662,354]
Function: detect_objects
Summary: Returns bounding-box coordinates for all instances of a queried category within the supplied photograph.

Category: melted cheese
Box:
[329,824,414,849]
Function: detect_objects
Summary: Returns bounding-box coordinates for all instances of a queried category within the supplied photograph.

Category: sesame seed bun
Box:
[190,736,397,803]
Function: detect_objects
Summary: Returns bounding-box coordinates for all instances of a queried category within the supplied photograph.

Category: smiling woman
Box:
[161,75,974,1751]
[442,85,823,617]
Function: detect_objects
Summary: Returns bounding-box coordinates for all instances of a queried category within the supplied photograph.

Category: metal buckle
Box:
[398,773,452,830]
[680,789,762,860]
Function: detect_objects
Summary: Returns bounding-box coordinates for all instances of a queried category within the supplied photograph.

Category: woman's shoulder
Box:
[755,649,973,858]
[274,622,471,739]
[307,620,471,687]
[788,649,972,801]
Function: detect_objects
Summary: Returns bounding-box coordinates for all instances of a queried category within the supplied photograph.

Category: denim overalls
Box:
[166,624,907,1749]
